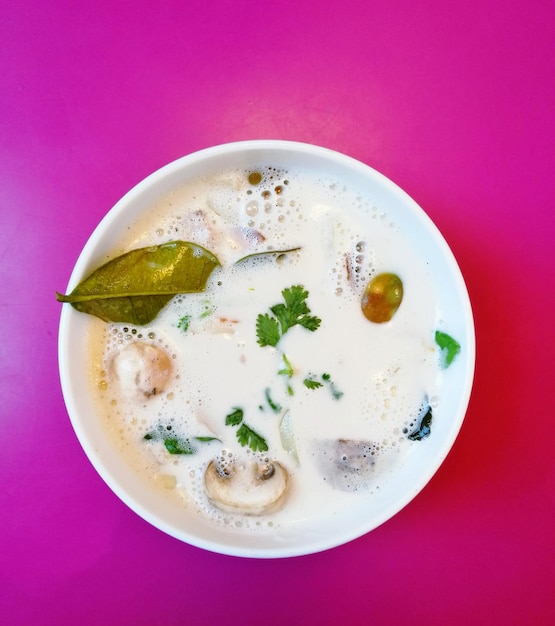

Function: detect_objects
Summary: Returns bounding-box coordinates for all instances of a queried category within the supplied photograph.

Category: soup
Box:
[85,164,449,533]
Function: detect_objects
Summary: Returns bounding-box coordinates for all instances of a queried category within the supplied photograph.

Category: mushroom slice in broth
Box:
[204,453,289,515]
[316,439,378,492]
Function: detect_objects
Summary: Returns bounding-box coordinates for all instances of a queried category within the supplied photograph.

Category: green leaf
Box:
[407,405,433,441]
[298,315,321,332]
[225,407,244,426]
[277,353,294,378]
[329,383,344,401]
[435,330,461,368]
[56,241,220,325]
[235,247,301,264]
[264,388,282,413]
[271,285,317,334]
[177,315,191,332]
[256,313,281,347]
[303,377,323,390]
[164,437,196,455]
[304,374,343,396]
[257,285,321,347]
[236,423,268,452]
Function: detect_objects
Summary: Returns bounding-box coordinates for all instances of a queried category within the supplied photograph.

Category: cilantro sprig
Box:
[225,407,268,452]
[435,330,461,368]
[144,424,219,455]
[236,423,268,452]
[303,373,344,400]
[256,285,321,347]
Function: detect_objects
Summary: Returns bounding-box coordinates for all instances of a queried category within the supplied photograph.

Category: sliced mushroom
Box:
[316,439,377,492]
[204,454,289,515]
[111,341,173,398]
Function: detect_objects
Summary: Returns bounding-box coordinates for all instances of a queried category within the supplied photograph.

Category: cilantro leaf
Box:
[256,313,281,347]
[236,423,268,452]
[435,331,461,368]
[143,425,218,454]
[329,383,344,400]
[257,285,321,347]
[277,353,294,378]
[303,377,323,390]
[303,372,343,399]
[272,286,321,335]
[164,437,196,455]
[225,407,244,426]
[407,405,433,441]
[299,315,321,332]
[265,387,282,413]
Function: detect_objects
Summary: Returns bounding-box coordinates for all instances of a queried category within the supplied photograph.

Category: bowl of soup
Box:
[57,140,475,557]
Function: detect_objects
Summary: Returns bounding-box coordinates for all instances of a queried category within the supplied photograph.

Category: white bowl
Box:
[58,140,475,558]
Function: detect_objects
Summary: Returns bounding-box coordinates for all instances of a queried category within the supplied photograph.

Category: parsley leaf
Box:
[225,407,244,426]
[236,423,268,452]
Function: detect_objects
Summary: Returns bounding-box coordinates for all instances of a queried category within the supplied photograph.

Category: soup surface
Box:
[88,165,447,532]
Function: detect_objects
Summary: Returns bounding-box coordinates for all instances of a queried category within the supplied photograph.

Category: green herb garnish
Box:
[406,404,433,441]
[264,388,282,413]
[143,426,219,455]
[225,407,244,426]
[256,285,321,347]
[177,315,191,332]
[164,438,195,455]
[303,373,343,399]
[200,300,214,319]
[303,377,323,390]
[236,423,269,452]
[225,407,268,452]
[277,354,294,378]
[435,330,461,368]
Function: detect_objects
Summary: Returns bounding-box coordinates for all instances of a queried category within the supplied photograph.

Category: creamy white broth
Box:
[89,165,440,531]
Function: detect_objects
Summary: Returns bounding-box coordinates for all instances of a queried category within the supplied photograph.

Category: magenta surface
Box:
[2,1,553,624]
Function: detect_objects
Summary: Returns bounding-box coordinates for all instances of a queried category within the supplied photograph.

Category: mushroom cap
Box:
[204,458,289,515]
[111,341,172,397]
[316,439,377,492]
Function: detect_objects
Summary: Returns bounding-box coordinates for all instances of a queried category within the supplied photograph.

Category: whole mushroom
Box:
[111,341,173,398]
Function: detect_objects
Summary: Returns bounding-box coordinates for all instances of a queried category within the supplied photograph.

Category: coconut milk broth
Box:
[89,165,440,531]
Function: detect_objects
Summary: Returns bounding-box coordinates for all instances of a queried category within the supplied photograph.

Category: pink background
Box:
[2,1,554,624]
